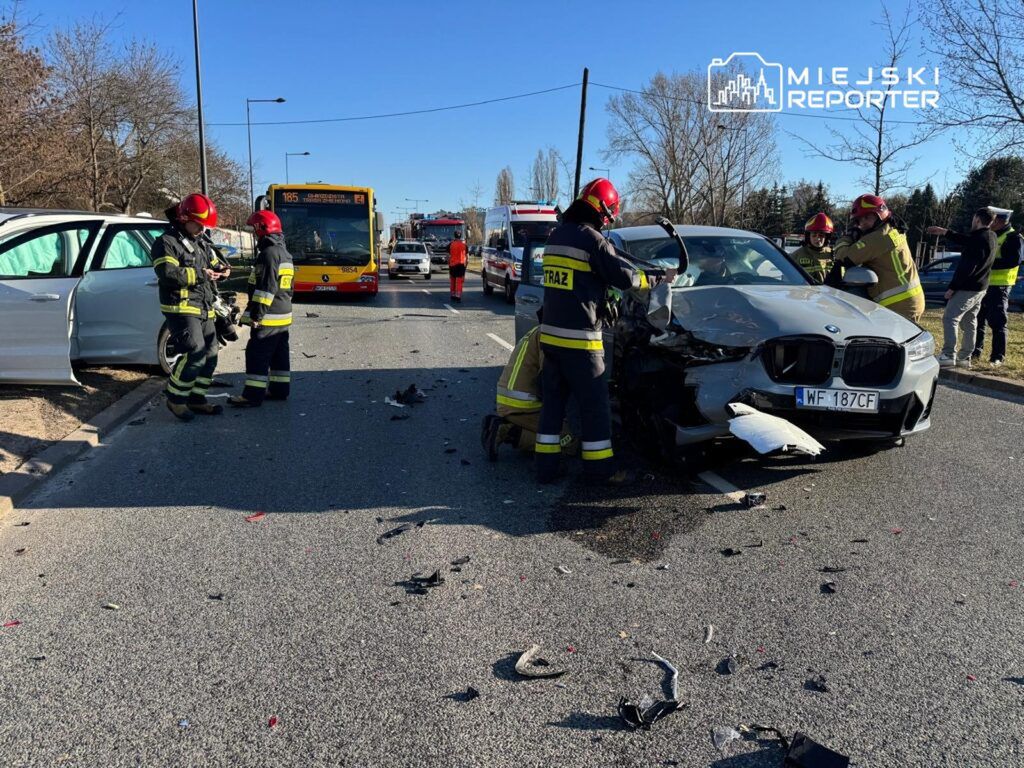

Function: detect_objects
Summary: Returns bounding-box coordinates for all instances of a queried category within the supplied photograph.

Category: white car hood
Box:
[668,284,922,347]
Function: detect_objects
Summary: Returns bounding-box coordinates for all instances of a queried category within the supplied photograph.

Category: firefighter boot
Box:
[166,400,195,422]
[228,395,262,408]
[187,398,223,415]
[481,414,503,461]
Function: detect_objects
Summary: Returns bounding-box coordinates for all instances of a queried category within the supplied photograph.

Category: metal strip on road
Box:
[487,333,514,352]
[697,470,747,503]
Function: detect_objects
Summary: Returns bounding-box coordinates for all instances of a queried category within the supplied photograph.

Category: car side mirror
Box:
[374,211,385,234]
[842,266,879,287]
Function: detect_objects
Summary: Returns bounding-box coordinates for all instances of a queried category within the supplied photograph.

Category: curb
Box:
[938,367,1024,399]
[0,377,165,519]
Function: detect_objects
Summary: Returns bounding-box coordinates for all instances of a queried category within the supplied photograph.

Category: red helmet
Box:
[804,212,834,233]
[850,194,890,222]
[177,193,218,228]
[578,178,620,223]
[247,210,283,237]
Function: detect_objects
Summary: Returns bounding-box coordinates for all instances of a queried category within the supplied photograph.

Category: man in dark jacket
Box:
[153,193,230,421]
[230,211,294,407]
[927,208,997,369]
[535,178,648,484]
[973,207,1022,366]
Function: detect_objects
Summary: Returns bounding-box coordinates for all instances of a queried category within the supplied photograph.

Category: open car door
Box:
[0,221,101,385]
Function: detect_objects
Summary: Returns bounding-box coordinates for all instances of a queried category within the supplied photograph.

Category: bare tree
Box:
[494,166,515,205]
[795,6,941,194]
[921,0,1024,155]
[529,148,561,202]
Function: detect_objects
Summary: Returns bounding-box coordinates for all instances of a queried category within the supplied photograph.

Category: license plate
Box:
[314,285,337,292]
[400,266,418,271]
[796,387,879,413]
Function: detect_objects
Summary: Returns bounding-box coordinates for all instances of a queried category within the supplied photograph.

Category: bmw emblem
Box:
[321,274,330,283]
[825,324,840,334]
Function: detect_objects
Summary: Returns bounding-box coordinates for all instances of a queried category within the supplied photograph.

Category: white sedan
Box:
[0,210,179,385]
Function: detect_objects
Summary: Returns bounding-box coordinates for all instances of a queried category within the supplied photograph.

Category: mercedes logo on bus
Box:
[321,274,330,283]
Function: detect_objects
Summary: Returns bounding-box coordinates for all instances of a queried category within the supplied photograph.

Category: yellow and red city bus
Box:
[257,184,384,297]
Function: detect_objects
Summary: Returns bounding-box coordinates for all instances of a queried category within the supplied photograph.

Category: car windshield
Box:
[419,224,459,243]
[618,234,808,288]
[511,220,557,247]
[394,243,425,254]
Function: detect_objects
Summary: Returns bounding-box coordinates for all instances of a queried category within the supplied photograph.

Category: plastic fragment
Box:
[555,565,572,575]
[451,556,470,566]
[820,566,847,573]
[743,492,767,508]
[3,620,21,628]
[712,725,742,751]
[617,652,683,731]
[28,655,45,662]
[128,418,146,426]
[515,644,566,678]
[704,625,715,645]
[14,548,27,556]
[727,403,825,456]
[13,522,29,527]
[208,593,224,601]
[618,631,629,639]
[785,731,850,767]
[102,603,120,611]
[384,396,406,408]
[820,582,837,595]
[891,528,903,535]
[805,674,829,693]
[721,548,742,557]
[268,715,279,728]
[245,512,266,523]
[376,523,413,545]
[178,719,190,729]
[967,674,977,682]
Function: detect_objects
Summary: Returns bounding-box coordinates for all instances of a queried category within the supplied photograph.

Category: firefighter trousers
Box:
[535,346,613,483]
[241,328,291,404]
[499,412,576,454]
[974,285,1009,362]
[165,315,218,405]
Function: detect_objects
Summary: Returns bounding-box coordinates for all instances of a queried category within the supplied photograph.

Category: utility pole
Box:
[573,67,589,201]
[191,0,208,194]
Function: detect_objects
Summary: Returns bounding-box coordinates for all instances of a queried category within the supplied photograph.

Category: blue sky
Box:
[32,0,961,226]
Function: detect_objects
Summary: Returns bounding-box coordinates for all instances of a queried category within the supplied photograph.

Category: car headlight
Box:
[905,331,935,362]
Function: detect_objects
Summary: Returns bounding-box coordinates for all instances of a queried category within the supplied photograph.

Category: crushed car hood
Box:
[668,285,922,347]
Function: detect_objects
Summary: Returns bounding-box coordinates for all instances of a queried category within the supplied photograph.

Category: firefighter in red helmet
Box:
[791,212,834,284]
[152,193,231,421]
[230,210,295,407]
[534,178,649,485]
[832,194,924,322]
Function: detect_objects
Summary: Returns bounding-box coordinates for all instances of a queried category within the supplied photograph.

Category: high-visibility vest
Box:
[989,227,1020,287]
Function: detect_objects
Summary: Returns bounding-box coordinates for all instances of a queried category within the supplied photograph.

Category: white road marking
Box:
[443,304,460,315]
[487,333,514,351]
[421,289,432,295]
[697,470,747,503]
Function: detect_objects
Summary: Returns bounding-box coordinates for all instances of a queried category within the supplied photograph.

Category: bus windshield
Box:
[274,189,371,266]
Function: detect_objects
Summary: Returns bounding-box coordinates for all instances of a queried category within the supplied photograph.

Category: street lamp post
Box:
[588,166,611,183]
[246,97,285,209]
[285,151,311,184]
[191,0,208,194]
[405,197,429,212]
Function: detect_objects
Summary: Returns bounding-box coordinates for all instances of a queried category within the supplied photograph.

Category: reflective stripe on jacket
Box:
[496,326,542,416]
[241,232,294,328]
[834,224,924,318]
[539,221,646,352]
[791,245,832,283]
[152,226,220,318]
[990,227,1022,287]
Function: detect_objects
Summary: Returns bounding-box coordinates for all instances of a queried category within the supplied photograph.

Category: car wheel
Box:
[424,272,432,280]
[157,323,180,376]
[504,276,515,304]
[482,274,494,295]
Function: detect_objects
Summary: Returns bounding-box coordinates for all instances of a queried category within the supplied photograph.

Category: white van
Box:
[481,202,559,303]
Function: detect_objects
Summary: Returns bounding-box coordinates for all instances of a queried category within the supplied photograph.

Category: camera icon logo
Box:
[708,52,783,112]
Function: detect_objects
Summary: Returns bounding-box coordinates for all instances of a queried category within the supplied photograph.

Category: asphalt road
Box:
[1,276,1022,767]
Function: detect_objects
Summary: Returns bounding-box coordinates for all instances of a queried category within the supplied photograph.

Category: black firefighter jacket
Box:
[152,224,225,319]
[241,233,294,331]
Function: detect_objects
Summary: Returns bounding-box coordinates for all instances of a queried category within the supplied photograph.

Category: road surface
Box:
[1,278,1022,767]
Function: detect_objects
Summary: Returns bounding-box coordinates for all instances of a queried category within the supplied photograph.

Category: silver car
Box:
[387,241,432,280]
[0,210,181,385]
[514,224,939,448]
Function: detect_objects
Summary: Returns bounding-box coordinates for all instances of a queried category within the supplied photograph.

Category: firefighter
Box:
[153,193,230,421]
[832,194,924,322]
[229,210,294,407]
[791,213,834,283]
[448,229,467,302]
[973,207,1022,366]
[481,324,575,460]
[534,178,648,484]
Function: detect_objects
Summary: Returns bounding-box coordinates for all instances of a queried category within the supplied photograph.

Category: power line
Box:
[206,83,582,127]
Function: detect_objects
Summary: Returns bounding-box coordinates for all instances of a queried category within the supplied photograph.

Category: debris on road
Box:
[393,384,427,405]
[555,565,572,575]
[712,725,742,751]
[3,620,21,628]
[514,644,566,679]
[784,731,850,767]
[13,522,29,527]
[390,413,411,421]
[804,674,830,693]
[14,548,27,556]
[704,625,715,645]
[128,418,146,426]
[384,397,406,408]
[244,512,266,523]
[301,352,317,358]
[268,715,279,729]
[412,570,445,588]
[820,566,847,574]
[727,403,825,456]
[743,491,767,508]
[451,556,470,566]
[891,528,903,535]
[717,653,746,675]
[617,652,682,731]
[376,523,413,545]
[305,312,320,318]
[820,582,837,595]
[208,593,224,601]
[720,548,742,557]
[102,603,120,611]
[28,655,45,662]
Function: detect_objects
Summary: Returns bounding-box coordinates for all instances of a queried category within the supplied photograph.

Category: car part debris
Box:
[451,556,470,566]
[617,652,682,731]
[390,413,411,421]
[305,312,320,318]
[804,675,829,693]
[244,512,265,523]
[128,418,146,426]
[785,731,849,767]
[646,281,674,331]
[3,620,21,628]
[704,625,715,645]
[555,565,572,575]
[14,548,26,556]
[384,396,406,408]
[208,593,224,601]
[28,655,46,662]
[743,491,767,508]
[393,384,427,405]
[411,570,445,588]
[820,566,847,574]
[268,715,279,728]
[13,522,29,527]
[717,653,746,675]
[515,644,566,679]
[820,582,837,594]
[721,548,742,557]
[102,603,120,611]
[376,523,413,545]
[727,403,825,456]
[712,725,742,751]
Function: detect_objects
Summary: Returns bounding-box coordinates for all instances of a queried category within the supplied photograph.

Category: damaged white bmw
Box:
[514,223,939,455]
